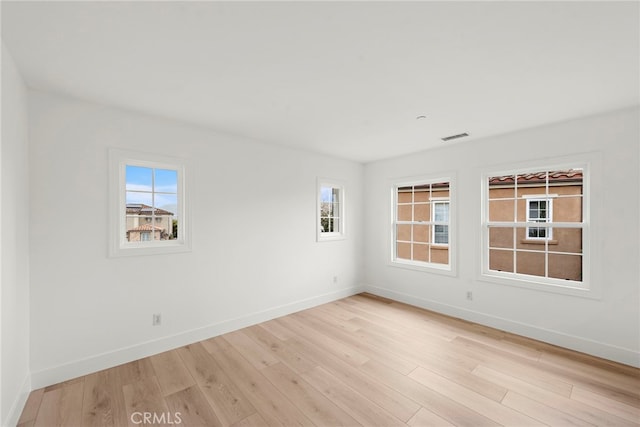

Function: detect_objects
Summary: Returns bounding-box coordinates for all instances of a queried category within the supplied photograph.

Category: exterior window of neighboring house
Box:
[482,167,587,290]
[109,149,190,257]
[317,179,345,241]
[432,201,450,244]
[526,198,553,239]
[391,177,454,273]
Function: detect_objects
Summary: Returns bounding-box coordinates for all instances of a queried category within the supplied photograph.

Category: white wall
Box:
[28,91,364,387]
[1,43,31,426]
[363,107,640,367]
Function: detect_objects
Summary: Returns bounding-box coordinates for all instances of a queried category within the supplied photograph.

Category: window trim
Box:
[317,178,346,242]
[389,174,456,276]
[480,161,594,297]
[109,149,191,257]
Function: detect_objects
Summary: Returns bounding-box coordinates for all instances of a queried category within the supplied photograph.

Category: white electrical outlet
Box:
[333,276,338,284]
[152,313,162,326]
[466,291,473,301]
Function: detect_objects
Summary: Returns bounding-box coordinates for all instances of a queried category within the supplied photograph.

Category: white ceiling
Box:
[2,1,639,163]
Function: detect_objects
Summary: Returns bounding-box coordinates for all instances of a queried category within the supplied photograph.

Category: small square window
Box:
[109,149,190,257]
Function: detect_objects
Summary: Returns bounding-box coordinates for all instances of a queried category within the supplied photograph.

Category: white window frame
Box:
[525,196,554,240]
[480,161,593,297]
[109,149,191,257]
[389,174,456,275]
[317,178,346,242]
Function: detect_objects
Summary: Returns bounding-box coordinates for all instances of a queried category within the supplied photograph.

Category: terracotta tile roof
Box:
[127,224,164,232]
[489,170,583,185]
[126,203,174,216]
[398,182,450,191]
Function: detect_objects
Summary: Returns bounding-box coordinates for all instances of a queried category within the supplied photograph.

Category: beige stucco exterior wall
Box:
[125,214,174,241]
[489,183,582,281]
[396,186,450,265]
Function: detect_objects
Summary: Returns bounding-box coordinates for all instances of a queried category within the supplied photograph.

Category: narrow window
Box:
[392,178,453,271]
[317,179,345,241]
[109,149,190,257]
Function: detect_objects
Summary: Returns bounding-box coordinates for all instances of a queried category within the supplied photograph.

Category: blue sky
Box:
[320,187,338,203]
[126,166,178,214]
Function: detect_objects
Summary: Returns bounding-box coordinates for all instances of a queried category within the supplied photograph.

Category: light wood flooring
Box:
[18,293,640,426]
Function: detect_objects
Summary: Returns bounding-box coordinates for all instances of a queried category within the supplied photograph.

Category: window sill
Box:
[389,259,455,277]
[109,240,191,257]
[520,239,558,245]
[478,270,597,299]
[317,233,346,242]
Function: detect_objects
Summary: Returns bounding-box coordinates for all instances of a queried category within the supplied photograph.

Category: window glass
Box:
[318,180,345,241]
[125,165,178,242]
[109,149,189,257]
[392,179,451,269]
[485,168,585,285]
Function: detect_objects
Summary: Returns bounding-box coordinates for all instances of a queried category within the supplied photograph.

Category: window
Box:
[392,177,453,272]
[482,167,586,289]
[317,179,345,241]
[432,201,450,244]
[526,197,553,239]
[109,149,190,257]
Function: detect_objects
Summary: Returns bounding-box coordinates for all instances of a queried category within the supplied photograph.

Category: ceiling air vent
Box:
[441,132,469,142]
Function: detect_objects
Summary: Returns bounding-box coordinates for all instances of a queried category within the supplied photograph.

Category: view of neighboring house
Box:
[488,169,584,281]
[396,182,451,265]
[125,203,174,242]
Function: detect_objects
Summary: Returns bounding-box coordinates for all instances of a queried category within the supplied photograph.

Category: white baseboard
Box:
[364,284,640,368]
[30,285,365,389]
[3,374,31,427]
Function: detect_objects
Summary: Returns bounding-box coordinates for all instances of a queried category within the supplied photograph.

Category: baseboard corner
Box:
[4,373,31,427]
